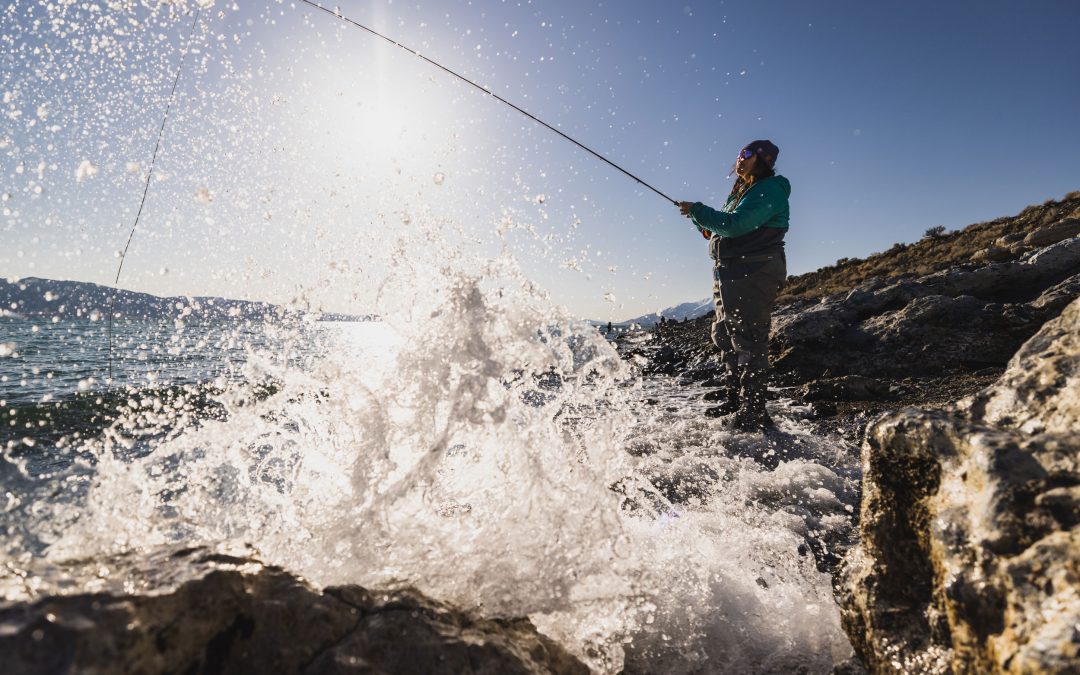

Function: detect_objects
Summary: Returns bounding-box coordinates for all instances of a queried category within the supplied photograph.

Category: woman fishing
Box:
[677,140,790,431]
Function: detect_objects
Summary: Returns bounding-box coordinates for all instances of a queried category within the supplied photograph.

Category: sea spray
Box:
[24,232,857,672]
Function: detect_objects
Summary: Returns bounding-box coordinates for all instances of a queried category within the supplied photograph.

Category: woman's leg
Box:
[710,265,741,412]
[715,255,786,429]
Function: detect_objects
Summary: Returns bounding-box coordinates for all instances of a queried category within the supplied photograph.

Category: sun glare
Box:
[286,44,467,182]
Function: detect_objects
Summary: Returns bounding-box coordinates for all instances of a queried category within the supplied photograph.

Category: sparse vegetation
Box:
[778,190,1080,304]
[923,225,947,239]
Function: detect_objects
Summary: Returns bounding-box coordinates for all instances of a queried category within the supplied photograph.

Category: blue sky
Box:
[2,0,1079,321]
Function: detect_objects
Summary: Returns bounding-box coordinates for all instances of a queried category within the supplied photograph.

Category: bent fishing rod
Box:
[298,0,678,206]
[108,8,202,381]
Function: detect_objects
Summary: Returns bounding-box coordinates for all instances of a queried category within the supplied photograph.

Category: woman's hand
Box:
[677,200,695,216]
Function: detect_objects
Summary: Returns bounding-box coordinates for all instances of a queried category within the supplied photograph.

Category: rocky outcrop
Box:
[0,546,588,675]
[770,237,1080,383]
[1024,218,1080,248]
[778,193,1080,304]
[838,296,1080,673]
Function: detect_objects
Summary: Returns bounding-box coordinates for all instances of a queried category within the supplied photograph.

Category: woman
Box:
[677,140,789,431]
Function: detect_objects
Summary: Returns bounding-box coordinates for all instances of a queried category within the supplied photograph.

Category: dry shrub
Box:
[1039,208,1062,226]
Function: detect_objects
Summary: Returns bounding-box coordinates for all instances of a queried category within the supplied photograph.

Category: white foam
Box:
[33,241,858,672]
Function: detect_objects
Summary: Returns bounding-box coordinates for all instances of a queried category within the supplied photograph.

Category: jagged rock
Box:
[1030,273,1080,315]
[1023,219,1080,247]
[641,345,680,375]
[965,290,1080,436]
[772,298,859,346]
[839,297,1080,674]
[0,546,588,675]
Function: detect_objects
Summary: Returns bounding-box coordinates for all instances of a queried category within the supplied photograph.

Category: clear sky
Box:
[3,0,1079,321]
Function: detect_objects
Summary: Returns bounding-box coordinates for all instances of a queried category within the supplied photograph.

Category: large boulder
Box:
[838,297,1080,673]
[0,546,588,675]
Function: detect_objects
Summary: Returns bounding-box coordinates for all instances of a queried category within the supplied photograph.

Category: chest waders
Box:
[710,252,787,430]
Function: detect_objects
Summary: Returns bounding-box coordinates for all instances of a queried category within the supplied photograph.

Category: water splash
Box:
[11,236,856,672]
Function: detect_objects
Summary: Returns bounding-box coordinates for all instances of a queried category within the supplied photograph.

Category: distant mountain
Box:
[608,297,712,329]
[0,277,373,322]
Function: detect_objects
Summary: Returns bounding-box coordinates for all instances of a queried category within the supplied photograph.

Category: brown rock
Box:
[995,232,1025,247]
[971,245,1013,263]
[0,547,588,675]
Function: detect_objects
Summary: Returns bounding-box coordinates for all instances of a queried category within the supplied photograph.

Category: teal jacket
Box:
[690,175,791,238]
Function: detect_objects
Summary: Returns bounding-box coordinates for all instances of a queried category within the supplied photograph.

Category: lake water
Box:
[0,306,859,673]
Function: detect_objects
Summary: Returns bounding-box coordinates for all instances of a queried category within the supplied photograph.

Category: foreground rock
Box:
[0,546,588,675]
[838,296,1080,673]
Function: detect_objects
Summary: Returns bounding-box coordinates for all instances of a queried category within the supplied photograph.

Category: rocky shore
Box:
[635,193,1080,446]
[629,193,1080,673]
[1,195,1076,674]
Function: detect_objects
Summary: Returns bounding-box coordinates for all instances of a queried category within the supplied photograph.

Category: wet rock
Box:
[810,400,838,417]
[1023,220,1080,247]
[653,346,676,364]
[839,296,1080,674]
[799,376,892,402]
[702,387,735,402]
[0,546,588,675]
[648,462,720,504]
[680,366,721,382]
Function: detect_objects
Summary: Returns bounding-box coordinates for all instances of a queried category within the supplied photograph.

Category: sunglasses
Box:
[737,148,755,160]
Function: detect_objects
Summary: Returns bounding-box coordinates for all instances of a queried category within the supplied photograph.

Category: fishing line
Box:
[298,0,678,205]
[108,8,202,381]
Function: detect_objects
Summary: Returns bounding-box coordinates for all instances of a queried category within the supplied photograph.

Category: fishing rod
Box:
[108,8,202,381]
[298,0,678,206]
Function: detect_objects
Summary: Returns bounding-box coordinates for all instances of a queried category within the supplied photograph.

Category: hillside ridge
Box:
[779,190,1080,304]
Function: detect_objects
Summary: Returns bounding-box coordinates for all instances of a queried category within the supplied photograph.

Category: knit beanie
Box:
[744,140,779,168]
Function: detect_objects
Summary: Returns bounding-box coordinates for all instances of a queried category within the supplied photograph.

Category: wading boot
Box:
[732,368,774,432]
[702,365,740,417]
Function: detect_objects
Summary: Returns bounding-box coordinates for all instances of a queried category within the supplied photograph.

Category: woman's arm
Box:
[689,182,785,238]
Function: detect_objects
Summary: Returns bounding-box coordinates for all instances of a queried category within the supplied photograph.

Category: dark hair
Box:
[727,157,776,203]
[727,140,779,203]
